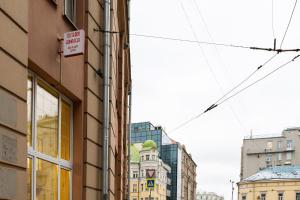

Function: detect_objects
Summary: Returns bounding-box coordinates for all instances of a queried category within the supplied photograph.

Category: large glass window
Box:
[27,74,72,200]
[296,193,300,200]
[278,193,284,200]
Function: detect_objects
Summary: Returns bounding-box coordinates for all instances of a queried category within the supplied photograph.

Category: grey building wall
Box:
[240,128,300,180]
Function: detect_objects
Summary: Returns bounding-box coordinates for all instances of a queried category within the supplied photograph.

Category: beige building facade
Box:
[130,141,171,200]
[181,146,197,200]
[238,166,300,200]
[1,0,131,199]
[196,191,224,200]
[241,127,300,180]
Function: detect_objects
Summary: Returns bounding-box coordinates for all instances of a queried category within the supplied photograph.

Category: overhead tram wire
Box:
[169,54,278,133]
[169,54,300,133]
[271,0,276,39]
[131,33,253,50]
[130,33,300,53]
[214,53,278,105]
[190,0,248,132]
[280,0,298,48]
[217,54,300,106]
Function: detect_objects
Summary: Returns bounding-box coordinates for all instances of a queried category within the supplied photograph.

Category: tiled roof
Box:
[243,165,300,182]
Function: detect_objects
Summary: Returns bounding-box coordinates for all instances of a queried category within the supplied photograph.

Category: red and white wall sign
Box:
[63,30,85,57]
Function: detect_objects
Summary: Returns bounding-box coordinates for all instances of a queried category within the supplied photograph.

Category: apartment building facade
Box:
[1,0,131,199]
[240,127,300,180]
[181,146,197,200]
[130,141,171,200]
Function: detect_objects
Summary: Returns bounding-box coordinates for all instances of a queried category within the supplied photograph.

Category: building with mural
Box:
[131,122,197,200]
[130,140,171,200]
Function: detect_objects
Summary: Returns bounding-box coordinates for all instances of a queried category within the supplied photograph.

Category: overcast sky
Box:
[130,0,300,199]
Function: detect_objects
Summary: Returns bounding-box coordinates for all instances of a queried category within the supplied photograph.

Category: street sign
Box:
[146,178,156,189]
[63,30,85,57]
[146,169,156,178]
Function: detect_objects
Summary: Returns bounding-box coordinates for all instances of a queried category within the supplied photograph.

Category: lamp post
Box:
[230,180,234,200]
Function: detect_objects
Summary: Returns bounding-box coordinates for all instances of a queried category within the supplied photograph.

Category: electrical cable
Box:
[280,0,298,48]
[169,54,300,133]
[131,33,253,50]
[217,54,300,106]
[191,0,248,132]
[214,53,278,104]
[272,0,276,39]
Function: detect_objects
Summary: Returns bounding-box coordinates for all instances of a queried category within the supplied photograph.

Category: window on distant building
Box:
[64,0,76,24]
[267,141,273,150]
[266,154,272,162]
[278,193,284,200]
[146,155,150,160]
[287,140,293,150]
[141,155,144,161]
[296,193,300,200]
[242,194,246,200]
[152,155,156,160]
[286,152,292,160]
[133,171,138,178]
[133,184,137,192]
[27,74,73,200]
[260,193,266,200]
[277,141,282,150]
[277,153,282,161]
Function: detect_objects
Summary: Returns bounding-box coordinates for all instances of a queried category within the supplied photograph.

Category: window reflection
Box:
[36,159,58,200]
[61,100,71,160]
[27,158,32,200]
[27,77,33,147]
[37,83,58,158]
[60,169,70,200]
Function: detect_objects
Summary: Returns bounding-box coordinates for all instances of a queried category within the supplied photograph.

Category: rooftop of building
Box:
[241,165,300,182]
[244,127,300,140]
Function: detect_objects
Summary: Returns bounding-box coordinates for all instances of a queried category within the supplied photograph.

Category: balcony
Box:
[246,147,295,155]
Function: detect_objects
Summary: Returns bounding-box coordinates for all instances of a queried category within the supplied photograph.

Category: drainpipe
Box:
[126,0,131,199]
[102,0,111,198]
[128,86,132,200]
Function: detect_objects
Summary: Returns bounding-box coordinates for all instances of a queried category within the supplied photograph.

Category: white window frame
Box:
[64,0,76,25]
[277,153,282,161]
[266,154,272,162]
[278,193,284,200]
[260,193,266,200]
[286,152,292,160]
[27,72,73,200]
[286,140,293,150]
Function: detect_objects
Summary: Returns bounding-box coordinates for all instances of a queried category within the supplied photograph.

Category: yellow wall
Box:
[130,179,168,200]
[238,180,300,200]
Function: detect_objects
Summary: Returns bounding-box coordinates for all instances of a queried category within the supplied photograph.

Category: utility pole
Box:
[230,180,235,200]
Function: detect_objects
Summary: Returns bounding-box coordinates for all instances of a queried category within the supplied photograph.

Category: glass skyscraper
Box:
[131,122,182,200]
